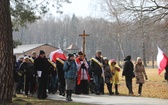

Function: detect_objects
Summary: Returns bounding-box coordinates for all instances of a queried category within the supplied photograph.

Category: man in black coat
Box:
[19,56,34,97]
[34,50,51,99]
[90,51,103,95]
[122,55,134,95]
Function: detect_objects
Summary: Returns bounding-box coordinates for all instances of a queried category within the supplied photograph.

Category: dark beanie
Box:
[124,55,131,61]
[78,51,83,55]
[68,53,74,58]
[39,50,45,55]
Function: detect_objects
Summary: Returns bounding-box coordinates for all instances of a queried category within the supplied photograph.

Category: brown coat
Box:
[134,64,147,84]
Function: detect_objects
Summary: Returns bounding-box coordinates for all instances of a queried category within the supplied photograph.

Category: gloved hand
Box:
[137,78,140,81]
[145,77,148,80]
[81,63,86,69]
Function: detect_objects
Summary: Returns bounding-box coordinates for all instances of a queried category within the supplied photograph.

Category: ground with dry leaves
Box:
[104,67,168,99]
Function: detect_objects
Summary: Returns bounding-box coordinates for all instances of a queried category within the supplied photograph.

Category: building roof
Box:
[14,43,58,54]
[67,43,79,50]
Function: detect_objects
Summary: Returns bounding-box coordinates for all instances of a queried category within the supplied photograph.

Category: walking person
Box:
[48,66,58,94]
[103,57,113,95]
[13,55,19,97]
[34,50,51,99]
[122,55,135,95]
[29,51,37,95]
[109,59,120,95]
[56,58,66,96]
[16,56,24,94]
[19,56,34,97]
[134,57,148,96]
[90,51,103,95]
[75,51,90,94]
[63,54,78,101]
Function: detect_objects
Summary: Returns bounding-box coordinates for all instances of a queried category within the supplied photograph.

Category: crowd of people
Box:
[13,50,150,101]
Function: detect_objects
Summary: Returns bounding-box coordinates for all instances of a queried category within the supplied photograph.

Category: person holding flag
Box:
[49,49,67,96]
[56,57,66,96]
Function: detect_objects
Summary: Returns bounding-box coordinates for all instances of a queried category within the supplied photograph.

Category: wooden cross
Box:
[79,30,89,54]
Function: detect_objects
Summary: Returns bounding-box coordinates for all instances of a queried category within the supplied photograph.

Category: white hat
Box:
[103,57,108,60]
[24,56,29,59]
[137,57,141,62]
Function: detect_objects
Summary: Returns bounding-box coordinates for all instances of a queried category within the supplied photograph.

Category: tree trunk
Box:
[142,42,147,67]
[0,0,13,103]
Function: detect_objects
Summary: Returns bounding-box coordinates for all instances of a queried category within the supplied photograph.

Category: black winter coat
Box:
[13,61,19,82]
[122,59,134,77]
[90,57,103,76]
[56,60,65,80]
[19,62,34,77]
[34,57,51,79]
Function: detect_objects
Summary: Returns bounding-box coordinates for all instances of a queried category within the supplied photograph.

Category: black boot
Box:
[110,83,114,95]
[107,83,114,95]
[115,84,119,95]
[66,90,69,101]
[69,90,73,101]
[138,83,143,96]
[59,89,62,95]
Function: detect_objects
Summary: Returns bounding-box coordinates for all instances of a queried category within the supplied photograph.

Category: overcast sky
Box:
[52,0,104,18]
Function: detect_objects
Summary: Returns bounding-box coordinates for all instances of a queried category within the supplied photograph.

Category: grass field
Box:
[104,68,168,99]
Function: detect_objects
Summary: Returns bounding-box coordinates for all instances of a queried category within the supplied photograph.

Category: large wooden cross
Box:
[79,30,89,54]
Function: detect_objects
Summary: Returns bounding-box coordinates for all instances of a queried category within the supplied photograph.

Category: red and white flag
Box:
[50,49,66,62]
[157,46,168,75]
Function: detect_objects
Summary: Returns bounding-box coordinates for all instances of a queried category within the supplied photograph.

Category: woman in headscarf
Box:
[134,57,148,96]
[109,59,120,95]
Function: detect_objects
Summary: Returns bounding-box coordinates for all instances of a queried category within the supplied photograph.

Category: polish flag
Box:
[50,49,66,62]
[157,46,168,75]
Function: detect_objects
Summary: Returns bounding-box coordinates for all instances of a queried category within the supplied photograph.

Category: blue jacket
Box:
[63,60,77,79]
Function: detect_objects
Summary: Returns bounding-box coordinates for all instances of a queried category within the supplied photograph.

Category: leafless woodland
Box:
[13,0,168,66]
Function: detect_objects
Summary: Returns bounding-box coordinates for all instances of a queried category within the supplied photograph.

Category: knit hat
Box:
[137,57,141,62]
[68,53,74,58]
[124,55,131,61]
[39,50,45,55]
[78,51,83,55]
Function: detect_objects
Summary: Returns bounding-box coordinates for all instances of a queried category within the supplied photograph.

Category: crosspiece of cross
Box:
[79,30,89,54]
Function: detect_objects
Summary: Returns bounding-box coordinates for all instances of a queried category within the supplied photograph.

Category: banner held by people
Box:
[157,46,168,75]
[50,49,67,62]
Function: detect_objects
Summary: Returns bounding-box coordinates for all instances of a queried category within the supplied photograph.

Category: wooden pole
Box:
[79,30,89,54]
